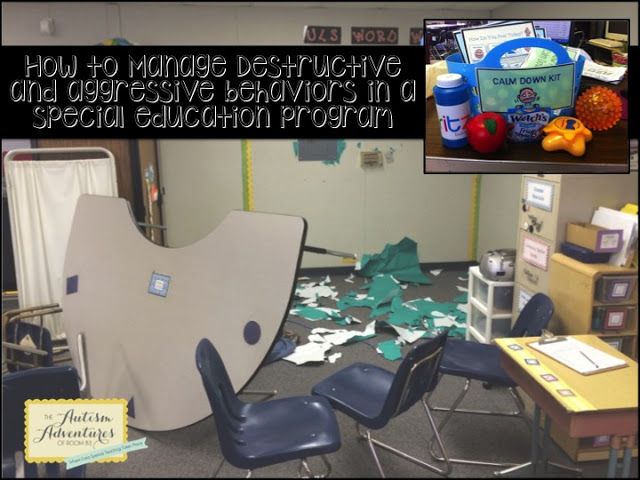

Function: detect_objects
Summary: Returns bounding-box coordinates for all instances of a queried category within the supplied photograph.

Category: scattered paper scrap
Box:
[456,303,469,314]
[453,293,468,304]
[290,305,344,322]
[338,275,402,318]
[458,276,468,281]
[345,273,355,283]
[456,285,468,292]
[358,237,432,285]
[391,325,426,344]
[309,321,376,346]
[283,342,333,365]
[433,317,458,328]
[430,269,443,276]
[308,334,326,343]
[376,339,403,361]
[327,352,342,364]
[296,283,337,300]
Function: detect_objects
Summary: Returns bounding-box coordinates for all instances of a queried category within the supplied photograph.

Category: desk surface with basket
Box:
[425,34,629,173]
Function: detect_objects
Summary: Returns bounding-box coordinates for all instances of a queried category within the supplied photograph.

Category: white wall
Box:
[477,174,522,259]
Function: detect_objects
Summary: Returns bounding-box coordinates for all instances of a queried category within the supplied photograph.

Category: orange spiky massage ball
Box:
[575,86,622,131]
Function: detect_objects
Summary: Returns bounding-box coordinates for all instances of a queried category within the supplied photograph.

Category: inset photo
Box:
[424,19,631,173]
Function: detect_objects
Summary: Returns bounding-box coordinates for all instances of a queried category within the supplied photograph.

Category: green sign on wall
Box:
[476,63,575,113]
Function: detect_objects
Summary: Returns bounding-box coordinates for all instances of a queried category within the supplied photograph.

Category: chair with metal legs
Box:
[311,329,451,478]
[426,293,560,471]
[195,338,341,478]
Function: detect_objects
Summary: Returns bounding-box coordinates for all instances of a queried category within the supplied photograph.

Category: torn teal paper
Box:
[358,237,431,285]
[453,293,468,304]
[386,296,424,327]
[290,306,343,322]
[376,339,402,361]
[337,275,402,318]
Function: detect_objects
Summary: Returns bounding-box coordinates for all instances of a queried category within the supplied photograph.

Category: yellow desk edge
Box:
[495,335,638,413]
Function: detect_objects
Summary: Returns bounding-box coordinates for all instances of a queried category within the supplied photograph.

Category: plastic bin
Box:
[469,304,512,339]
[595,275,637,303]
[591,305,634,331]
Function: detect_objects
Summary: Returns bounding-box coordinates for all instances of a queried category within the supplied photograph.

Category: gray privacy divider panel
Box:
[62,195,306,431]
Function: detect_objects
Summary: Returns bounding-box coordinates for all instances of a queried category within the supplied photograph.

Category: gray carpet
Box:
[5,269,637,478]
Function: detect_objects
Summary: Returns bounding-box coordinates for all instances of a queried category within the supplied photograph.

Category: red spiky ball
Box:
[575,86,622,131]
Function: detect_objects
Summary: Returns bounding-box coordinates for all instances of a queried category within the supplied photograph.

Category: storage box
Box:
[560,242,611,264]
[595,275,637,303]
[591,306,634,331]
[566,222,623,253]
[602,337,624,352]
[472,279,514,311]
[469,303,512,339]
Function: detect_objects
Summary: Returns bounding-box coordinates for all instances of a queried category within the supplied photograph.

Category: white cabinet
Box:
[466,266,514,343]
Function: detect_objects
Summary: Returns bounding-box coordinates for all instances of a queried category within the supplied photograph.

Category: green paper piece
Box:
[337,275,403,318]
[290,306,331,321]
[358,237,432,285]
[386,298,424,327]
[448,327,467,338]
[345,332,376,344]
[453,293,468,304]
[291,305,345,323]
[376,339,402,361]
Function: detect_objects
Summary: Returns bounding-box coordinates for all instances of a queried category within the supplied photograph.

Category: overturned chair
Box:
[425,293,554,470]
[312,329,451,477]
[195,338,341,477]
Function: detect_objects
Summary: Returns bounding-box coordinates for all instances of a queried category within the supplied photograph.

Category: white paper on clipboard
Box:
[529,337,627,375]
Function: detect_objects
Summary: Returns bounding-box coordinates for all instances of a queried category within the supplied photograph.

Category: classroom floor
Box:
[6,269,638,478]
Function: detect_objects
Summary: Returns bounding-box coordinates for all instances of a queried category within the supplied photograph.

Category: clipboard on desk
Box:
[528,336,628,375]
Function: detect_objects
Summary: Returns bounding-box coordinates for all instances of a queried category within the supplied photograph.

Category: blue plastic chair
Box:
[2,366,85,478]
[426,293,554,469]
[312,329,451,477]
[195,338,341,477]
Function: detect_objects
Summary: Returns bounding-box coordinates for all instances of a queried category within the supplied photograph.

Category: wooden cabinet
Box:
[547,252,638,462]
[549,253,637,359]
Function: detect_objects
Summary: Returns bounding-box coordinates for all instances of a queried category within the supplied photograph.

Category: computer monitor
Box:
[533,21,573,44]
[605,20,629,42]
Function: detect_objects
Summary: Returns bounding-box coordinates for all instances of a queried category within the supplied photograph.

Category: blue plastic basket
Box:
[446,37,585,117]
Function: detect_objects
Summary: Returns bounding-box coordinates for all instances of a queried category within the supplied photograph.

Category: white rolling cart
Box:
[466,266,515,343]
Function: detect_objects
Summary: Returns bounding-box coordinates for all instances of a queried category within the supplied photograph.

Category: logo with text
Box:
[25,399,143,467]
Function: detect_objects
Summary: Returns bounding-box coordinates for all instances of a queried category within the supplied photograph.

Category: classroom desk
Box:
[425,78,629,173]
[495,335,638,478]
